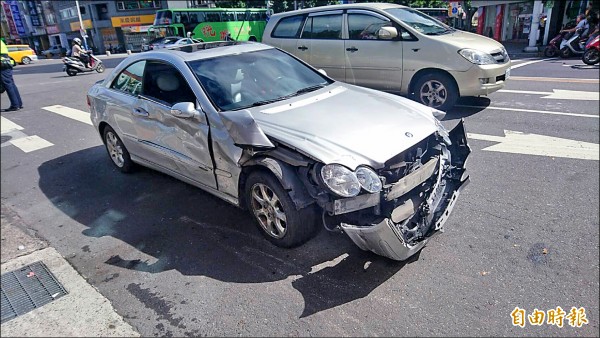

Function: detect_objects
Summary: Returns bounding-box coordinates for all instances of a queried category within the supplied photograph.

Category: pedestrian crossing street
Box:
[1,105,91,153]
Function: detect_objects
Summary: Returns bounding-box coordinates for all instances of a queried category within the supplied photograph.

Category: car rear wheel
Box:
[245,171,317,248]
[413,72,458,111]
[21,57,31,65]
[103,126,134,173]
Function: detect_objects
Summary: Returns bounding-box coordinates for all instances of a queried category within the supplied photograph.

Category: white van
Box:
[262,3,511,110]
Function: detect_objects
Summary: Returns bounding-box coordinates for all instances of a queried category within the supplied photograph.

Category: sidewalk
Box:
[501,41,543,58]
[0,202,139,337]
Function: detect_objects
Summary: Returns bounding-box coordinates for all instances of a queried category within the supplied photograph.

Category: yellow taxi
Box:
[6,44,38,64]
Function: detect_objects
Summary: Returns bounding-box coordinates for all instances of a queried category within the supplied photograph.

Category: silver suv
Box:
[262,3,511,110]
[87,41,470,261]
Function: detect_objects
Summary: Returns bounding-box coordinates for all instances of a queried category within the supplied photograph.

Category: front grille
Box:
[380,133,438,185]
[491,48,510,63]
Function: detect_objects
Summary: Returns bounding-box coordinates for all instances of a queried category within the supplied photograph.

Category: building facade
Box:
[471,0,592,48]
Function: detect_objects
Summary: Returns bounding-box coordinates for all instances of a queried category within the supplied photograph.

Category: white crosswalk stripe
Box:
[1,116,54,153]
[42,105,93,125]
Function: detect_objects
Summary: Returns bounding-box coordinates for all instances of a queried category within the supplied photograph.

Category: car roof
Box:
[7,44,30,47]
[129,41,275,63]
[270,2,406,17]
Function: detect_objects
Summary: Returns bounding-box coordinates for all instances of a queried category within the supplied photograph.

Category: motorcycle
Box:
[582,35,599,65]
[62,51,105,76]
[544,31,569,57]
[559,28,587,58]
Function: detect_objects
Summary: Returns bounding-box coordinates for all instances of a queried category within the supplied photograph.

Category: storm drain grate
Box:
[1,261,68,323]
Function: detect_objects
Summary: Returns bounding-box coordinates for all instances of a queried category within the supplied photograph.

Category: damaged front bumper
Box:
[335,120,471,261]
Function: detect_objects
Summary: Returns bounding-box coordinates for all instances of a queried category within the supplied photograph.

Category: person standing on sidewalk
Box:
[1,39,23,112]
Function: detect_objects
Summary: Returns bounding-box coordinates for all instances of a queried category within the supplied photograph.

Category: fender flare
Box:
[243,157,315,210]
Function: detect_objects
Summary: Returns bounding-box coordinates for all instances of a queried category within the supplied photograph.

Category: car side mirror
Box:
[171,102,198,118]
[377,27,398,40]
[317,69,327,76]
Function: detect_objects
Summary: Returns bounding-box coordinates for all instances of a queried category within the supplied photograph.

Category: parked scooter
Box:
[582,35,600,65]
[62,51,105,76]
[559,28,587,58]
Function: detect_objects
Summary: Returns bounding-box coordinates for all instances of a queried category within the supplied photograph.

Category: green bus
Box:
[151,8,270,42]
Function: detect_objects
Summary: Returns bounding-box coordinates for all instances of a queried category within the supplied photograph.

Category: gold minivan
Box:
[262,3,511,110]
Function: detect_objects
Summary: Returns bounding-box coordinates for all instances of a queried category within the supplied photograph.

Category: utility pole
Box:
[75,0,88,50]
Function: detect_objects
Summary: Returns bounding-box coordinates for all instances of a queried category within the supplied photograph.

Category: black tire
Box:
[559,46,572,58]
[412,72,458,111]
[21,57,31,65]
[66,68,77,76]
[96,64,105,73]
[248,36,258,42]
[543,46,557,57]
[103,126,134,173]
[582,49,600,65]
[245,171,317,248]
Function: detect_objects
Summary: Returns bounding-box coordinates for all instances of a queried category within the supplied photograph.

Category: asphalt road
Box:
[1,54,598,337]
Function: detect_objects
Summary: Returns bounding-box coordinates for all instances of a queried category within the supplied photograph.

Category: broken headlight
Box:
[355,166,382,193]
[321,164,360,197]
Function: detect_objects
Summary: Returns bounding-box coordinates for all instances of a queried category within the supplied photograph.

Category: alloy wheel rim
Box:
[250,183,287,239]
[106,132,124,167]
[420,80,447,107]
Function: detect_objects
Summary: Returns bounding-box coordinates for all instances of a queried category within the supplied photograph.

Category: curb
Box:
[1,247,140,337]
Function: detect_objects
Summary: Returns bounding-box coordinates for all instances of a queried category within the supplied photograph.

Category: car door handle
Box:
[132,108,149,117]
[346,47,358,52]
[297,45,308,51]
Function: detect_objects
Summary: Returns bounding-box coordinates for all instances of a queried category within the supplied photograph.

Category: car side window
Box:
[8,47,17,52]
[142,62,196,107]
[399,26,418,41]
[301,14,343,39]
[110,61,146,96]
[272,15,305,38]
[347,14,391,40]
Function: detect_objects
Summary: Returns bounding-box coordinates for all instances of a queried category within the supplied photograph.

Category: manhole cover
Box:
[1,261,68,323]
[1,135,11,143]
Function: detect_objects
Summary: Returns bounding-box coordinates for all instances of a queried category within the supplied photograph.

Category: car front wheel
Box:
[245,171,317,248]
[22,57,31,65]
[103,126,134,173]
[413,72,458,111]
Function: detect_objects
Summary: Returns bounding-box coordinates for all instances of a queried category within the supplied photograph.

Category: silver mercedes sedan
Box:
[87,41,471,261]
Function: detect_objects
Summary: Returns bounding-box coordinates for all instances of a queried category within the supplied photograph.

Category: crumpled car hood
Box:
[246,84,438,169]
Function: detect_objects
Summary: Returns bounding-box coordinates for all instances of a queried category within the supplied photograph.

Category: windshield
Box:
[384,8,453,35]
[150,27,180,39]
[189,49,333,111]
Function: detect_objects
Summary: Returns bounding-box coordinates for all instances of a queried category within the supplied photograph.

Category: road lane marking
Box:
[498,89,599,100]
[42,105,92,125]
[508,76,599,83]
[9,135,54,153]
[455,105,599,118]
[510,59,546,69]
[468,130,599,161]
[1,116,24,133]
